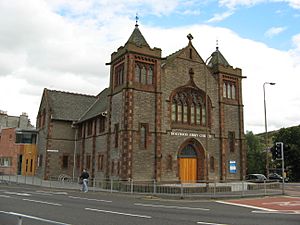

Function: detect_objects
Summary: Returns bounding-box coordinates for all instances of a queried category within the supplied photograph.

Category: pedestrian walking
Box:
[79,169,89,193]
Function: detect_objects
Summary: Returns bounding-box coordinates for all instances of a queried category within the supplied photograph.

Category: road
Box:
[0,183,299,225]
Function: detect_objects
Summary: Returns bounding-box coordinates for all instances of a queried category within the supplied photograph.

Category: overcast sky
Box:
[0,0,299,134]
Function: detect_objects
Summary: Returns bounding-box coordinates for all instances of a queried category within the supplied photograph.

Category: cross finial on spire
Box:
[135,13,139,27]
[187,33,193,42]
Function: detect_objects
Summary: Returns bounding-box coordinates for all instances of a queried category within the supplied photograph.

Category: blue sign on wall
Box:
[229,160,237,173]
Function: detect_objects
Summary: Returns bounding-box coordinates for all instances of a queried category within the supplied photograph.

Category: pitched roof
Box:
[208,47,230,68]
[162,46,185,65]
[0,113,33,130]
[125,25,150,47]
[45,89,97,121]
[162,40,204,66]
[77,88,109,123]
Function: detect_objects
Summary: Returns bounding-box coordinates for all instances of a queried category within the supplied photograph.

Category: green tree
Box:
[273,126,300,181]
[245,131,265,174]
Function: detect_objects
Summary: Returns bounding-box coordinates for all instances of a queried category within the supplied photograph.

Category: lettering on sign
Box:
[170,131,212,138]
[47,149,59,153]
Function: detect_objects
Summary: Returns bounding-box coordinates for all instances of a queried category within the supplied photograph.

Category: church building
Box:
[36,23,246,182]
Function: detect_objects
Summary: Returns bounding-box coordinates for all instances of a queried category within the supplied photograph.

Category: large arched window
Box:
[171,88,209,127]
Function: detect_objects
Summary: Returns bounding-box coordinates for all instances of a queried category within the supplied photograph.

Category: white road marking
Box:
[252,210,300,215]
[0,210,71,225]
[85,207,152,219]
[262,201,300,206]
[4,191,31,196]
[197,222,229,225]
[36,190,68,195]
[216,200,275,211]
[54,192,68,195]
[134,203,209,211]
[0,194,10,198]
[22,198,62,206]
[69,196,112,202]
[33,192,53,196]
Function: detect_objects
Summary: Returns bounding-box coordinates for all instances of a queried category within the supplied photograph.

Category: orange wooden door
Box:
[179,158,197,183]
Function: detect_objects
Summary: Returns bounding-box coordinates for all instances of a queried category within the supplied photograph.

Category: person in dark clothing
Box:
[80,169,89,192]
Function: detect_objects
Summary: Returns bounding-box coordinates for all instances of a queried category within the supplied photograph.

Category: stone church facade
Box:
[36,24,246,182]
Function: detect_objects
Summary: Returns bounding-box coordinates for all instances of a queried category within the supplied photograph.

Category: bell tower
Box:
[208,46,246,180]
[106,21,162,180]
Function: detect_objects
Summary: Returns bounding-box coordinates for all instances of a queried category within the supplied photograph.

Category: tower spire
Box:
[135,13,139,27]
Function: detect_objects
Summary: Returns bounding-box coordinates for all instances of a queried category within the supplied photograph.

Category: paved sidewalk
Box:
[0,175,86,191]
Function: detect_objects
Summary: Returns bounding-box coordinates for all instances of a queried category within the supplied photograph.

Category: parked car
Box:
[245,174,267,183]
[268,173,289,182]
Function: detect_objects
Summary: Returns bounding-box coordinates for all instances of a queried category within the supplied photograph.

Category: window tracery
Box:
[135,62,154,85]
[223,81,237,100]
[114,63,124,87]
[171,88,208,127]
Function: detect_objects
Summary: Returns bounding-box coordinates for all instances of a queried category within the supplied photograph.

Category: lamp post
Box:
[263,82,275,177]
[71,122,78,181]
[205,54,212,182]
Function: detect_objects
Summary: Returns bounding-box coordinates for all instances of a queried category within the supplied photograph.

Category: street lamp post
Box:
[71,122,78,181]
[263,82,275,178]
[205,54,212,182]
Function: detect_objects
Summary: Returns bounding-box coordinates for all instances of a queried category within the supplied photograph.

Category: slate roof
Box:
[208,47,230,67]
[0,113,33,129]
[162,46,185,66]
[77,88,109,123]
[45,89,97,121]
[125,25,150,47]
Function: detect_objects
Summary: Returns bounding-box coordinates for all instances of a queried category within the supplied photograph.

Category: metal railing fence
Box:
[0,174,283,198]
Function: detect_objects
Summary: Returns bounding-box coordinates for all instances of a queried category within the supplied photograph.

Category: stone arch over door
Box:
[177,138,206,183]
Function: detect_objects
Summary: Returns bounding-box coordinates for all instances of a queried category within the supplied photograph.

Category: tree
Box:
[245,131,265,174]
[273,126,300,181]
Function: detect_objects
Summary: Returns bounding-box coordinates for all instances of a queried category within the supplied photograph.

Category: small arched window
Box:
[177,101,182,122]
[134,62,155,85]
[171,101,177,122]
[190,103,195,124]
[232,85,236,99]
[227,84,231,99]
[223,81,237,100]
[135,64,141,82]
[183,102,188,123]
[223,83,227,97]
[141,66,146,84]
[148,65,153,84]
[140,124,147,149]
[210,156,215,172]
[196,105,201,125]
[202,106,206,126]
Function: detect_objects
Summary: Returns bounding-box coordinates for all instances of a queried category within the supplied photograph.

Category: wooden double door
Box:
[179,158,197,183]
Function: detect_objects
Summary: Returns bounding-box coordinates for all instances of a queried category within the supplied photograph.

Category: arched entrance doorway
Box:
[178,139,205,183]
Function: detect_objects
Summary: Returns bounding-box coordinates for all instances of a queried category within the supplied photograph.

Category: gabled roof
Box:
[44,89,97,121]
[162,46,185,65]
[162,40,204,66]
[208,47,230,68]
[77,88,109,123]
[125,25,150,47]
